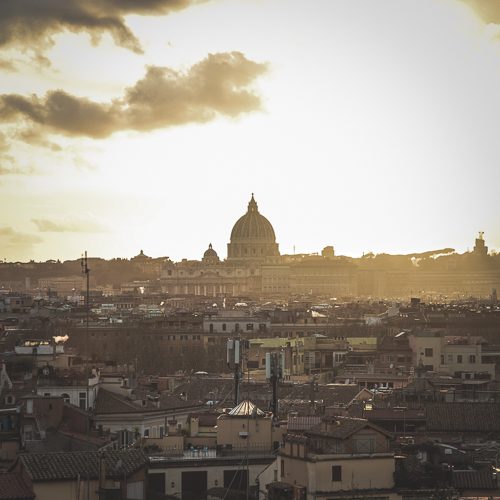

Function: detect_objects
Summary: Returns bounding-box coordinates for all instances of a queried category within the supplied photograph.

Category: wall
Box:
[34,479,100,500]
[281,454,395,498]
[149,462,272,498]
[409,334,442,371]
[217,415,273,450]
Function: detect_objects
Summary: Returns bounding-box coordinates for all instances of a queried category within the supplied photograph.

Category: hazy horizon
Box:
[1,0,499,262]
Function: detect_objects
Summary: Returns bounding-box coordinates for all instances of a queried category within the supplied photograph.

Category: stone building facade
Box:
[160,195,356,298]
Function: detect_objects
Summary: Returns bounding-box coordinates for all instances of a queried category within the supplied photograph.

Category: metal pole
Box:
[81,251,91,500]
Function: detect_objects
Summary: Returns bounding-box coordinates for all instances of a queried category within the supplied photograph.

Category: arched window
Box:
[61,393,70,404]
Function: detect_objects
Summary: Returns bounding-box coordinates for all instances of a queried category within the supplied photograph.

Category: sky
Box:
[0,0,499,262]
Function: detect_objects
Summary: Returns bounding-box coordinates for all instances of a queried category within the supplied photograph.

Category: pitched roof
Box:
[18,449,146,482]
[287,416,322,431]
[0,473,34,500]
[93,389,143,414]
[307,416,391,440]
[278,383,366,415]
[426,403,500,432]
[95,385,210,415]
[452,469,498,490]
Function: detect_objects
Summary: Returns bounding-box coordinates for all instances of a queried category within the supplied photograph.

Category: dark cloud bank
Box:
[0,52,268,140]
[0,0,207,53]
[461,0,500,24]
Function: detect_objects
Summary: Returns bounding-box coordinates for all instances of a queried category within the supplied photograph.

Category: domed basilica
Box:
[161,195,356,297]
[227,194,280,262]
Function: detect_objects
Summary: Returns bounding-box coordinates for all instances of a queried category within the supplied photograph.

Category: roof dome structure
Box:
[227,400,266,417]
[202,243,219,264]
[227,195,280,262]
[230,195,276,241]
[203,243,217,258]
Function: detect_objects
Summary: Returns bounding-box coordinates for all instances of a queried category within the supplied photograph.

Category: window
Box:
[79,392,87,410]
[144,428,149,437]
[353,437,376,453]
[222,323,227,332]
[440,355,445,364]
[246,323,254,331]
[447,354,453,362]
[332,465,342,482]
[469,354,476,363]
[424,348,433,357]
[457,355,463,364]
[281,459,285,478]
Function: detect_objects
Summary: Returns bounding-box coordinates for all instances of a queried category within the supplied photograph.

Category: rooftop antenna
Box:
[227,339,246,406]
[80,251,91,500]
[265,352,284,420]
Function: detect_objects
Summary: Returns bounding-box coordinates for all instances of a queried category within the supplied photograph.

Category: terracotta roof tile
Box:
[0,473,34,500]
[452,469,497,490]
[426,403,500,432]
[287,416,322,431]
[19,449,146,481]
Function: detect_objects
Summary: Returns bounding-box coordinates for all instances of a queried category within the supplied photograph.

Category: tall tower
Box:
[473,231,488,257]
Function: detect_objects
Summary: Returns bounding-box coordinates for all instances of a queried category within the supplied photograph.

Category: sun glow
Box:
[1,0,499,261]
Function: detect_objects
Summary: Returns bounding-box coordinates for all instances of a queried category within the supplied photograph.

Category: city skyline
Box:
[1,0,500,262]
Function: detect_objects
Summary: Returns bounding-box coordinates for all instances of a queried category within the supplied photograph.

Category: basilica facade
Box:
[160,195,357,298]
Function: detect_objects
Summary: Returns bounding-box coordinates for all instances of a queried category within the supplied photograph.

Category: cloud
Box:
[460,0,500,24]
[15,129,62,151]
[32,217,107,233]
[0,59,17,72]
[0,132,15,173]
[0,132,8,152]
[0,52,267,139]
[0,0,207,54]
[0,165,35,175]
[0,131,38,175]
[0,226,43,247]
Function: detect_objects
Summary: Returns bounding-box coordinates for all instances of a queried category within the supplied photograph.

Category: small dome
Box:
[228,400,265,417]
[203,243,218,258]
[230,195,276,242]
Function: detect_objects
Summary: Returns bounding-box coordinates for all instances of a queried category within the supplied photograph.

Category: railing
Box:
[147,444,275,462]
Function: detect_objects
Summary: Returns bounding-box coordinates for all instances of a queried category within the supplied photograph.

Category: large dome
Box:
[230,195,276,241]
[227,195,280,261]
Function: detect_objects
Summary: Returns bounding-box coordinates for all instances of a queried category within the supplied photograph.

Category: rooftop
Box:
[0,472,34,500]
[17,449,146,482]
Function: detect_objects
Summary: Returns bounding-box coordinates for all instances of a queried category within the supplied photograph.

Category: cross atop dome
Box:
[248,193,258,212]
